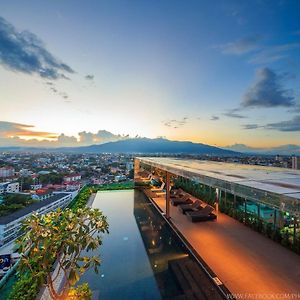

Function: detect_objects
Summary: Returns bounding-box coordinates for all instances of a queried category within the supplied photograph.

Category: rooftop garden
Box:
[91,181,134,191]
[7,181,133,300]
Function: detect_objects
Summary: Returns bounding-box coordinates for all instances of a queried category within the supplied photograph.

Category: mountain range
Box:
[1,138,299,156]
[224,143,300,156]
[0,138,239,156]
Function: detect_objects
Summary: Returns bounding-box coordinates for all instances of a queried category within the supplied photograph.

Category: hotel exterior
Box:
[134,157,300,244]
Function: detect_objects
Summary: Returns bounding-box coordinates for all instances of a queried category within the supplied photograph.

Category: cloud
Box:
[0,121,130,147]
[223,109,246,119]
[50,87,58,93]
[210,115,219,121]
[163,117,188,129]
[293,105,300,113]
[242,68,295,108]
[265,115,300,131]
[59,92,68,99]
[57,133,77,145]
[217,33,300,64]
[0,16,74,79]
[218,35,261,55]
[0,121,57,139]
[85,74,94,80]
[48,84,69,99]
[242,124,260,129]
[249,43,300,64]
[78,130,126,145]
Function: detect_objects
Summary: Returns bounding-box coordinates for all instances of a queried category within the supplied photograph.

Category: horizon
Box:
[1,0,300,149]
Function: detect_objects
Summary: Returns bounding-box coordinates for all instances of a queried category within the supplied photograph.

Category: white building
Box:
[0,167,14,178]
[19,169,32,177]
[114,175,127,182]
[292,156,300,170]
[0,182,19,194]
[64,182,81,191]
[0,192,75,247]
[31,189,53,201]
[63,174,81,182]
[30,184,43,190]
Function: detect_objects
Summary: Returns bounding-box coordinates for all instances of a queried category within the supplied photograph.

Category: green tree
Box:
[16,207,109,300]
[39,173,64,185]
[18,177,34,191]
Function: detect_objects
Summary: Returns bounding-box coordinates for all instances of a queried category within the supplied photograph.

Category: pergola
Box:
[134,157,300,221]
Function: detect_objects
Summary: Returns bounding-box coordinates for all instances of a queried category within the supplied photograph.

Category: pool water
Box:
[79,189,194,299]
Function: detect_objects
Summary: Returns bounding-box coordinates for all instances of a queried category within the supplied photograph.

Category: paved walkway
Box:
[152,196,300,297]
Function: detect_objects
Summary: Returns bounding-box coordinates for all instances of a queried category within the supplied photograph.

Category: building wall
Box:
[292,156,300,170]
[0,193,73,247]
[0,182,19,194]
[5,182,19,193]
[0,167,14,178]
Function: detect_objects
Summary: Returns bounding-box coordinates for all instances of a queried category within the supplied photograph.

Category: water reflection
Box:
[80,190,223,300]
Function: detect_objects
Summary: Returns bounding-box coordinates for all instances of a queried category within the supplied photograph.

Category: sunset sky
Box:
[0,0,300,148]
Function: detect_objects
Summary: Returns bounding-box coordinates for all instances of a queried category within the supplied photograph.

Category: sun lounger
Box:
[171,194,192,206]
[139,173,153,182]
[178,200,202,214]
[170,188,184,198]
[151,182,165,192]
[186,206,217,222]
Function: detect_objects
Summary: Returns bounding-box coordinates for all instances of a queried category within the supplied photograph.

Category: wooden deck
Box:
[150,194,300,297]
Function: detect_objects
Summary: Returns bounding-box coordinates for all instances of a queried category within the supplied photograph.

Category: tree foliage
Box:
[0,194,37,217]
[16,207,109,300]
[9,273,39,300]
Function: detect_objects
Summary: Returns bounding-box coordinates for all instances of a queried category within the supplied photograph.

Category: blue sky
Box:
[0,0,300,148]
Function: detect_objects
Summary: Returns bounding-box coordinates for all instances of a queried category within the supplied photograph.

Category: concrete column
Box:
[166,171,171,219]
[134,158,140,182]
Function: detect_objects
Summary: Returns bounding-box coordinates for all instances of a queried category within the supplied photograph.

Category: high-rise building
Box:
[292,156,300,169]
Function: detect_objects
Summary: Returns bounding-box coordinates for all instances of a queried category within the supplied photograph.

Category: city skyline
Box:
[1,0,300,148]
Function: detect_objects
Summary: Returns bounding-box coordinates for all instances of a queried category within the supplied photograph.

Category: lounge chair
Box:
[178,200,202,214]
[139,173,153,182]
[171,194,193,206]
[170,188,184,198]
[186,206,217,222]
[151,182,165,192]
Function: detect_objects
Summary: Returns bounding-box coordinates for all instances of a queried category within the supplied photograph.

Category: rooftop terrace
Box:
[137,157,300,216]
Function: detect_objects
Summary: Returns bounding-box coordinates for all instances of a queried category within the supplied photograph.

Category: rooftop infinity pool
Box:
[79,189,224,300]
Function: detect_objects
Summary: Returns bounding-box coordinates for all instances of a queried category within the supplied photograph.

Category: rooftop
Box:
[137,157,300,215]
[0,193,70,224]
